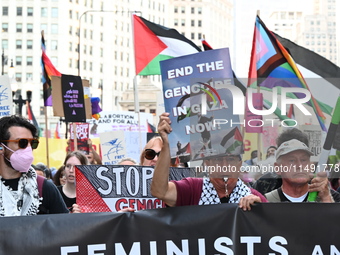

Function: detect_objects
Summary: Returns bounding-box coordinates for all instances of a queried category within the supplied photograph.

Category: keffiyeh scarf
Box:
[199,177,251,205]
[0,167,40,216]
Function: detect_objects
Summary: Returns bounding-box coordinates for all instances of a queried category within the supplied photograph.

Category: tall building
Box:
[0,0,168,135]
[169,0,233,51]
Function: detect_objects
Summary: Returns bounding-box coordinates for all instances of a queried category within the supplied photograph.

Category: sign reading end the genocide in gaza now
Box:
[76,165,195,212]
[160,48,242,162]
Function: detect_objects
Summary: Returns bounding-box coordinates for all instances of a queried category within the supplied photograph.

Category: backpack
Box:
[37,175,45,197]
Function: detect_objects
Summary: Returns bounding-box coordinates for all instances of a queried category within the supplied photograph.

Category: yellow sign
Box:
[33,138,101,168]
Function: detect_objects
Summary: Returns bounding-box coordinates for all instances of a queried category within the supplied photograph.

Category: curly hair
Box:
[0,115,37,145]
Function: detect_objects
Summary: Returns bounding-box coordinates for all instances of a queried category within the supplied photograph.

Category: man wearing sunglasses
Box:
[151,113,267,211]
[0,115,69,216]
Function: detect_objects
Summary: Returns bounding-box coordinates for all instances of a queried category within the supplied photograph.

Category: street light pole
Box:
[13,90,32,116]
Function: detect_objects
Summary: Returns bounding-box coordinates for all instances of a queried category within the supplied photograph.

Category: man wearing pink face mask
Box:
[0,115,69,216]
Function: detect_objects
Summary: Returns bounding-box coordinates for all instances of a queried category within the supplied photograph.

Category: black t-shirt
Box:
[2,177,69,214]
[57,185,76,211]
[39,180,69,214]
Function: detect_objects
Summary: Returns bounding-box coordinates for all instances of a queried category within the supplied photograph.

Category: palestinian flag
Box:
[133,14,201,76]
[26,101,41,137]
[201,38,213,51]
[220,127,244,155]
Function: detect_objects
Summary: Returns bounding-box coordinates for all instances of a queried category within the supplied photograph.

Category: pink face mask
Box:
[1,143,34,173]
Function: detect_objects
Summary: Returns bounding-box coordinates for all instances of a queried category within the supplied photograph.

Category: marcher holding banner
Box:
[151,113,267,211]
[0,115,69,216]
[265,128,340,202]
[58,151,88,213]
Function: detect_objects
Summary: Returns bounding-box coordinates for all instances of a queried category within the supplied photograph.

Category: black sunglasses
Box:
[144,149,161,160]
[2,138,39,150]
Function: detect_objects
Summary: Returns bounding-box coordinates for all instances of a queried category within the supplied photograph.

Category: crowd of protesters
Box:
[0,113,338,217]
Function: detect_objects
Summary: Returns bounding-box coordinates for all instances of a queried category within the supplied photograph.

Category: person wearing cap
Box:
[151,113,267,211]
[265,129,339,202]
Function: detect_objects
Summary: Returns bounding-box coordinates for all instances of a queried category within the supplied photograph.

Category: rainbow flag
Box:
[249,16,327,131]
[41,31,61,106]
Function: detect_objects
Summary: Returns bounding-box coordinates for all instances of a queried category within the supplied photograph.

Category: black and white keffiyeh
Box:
[199,177,251,205]
[0,167,40,216]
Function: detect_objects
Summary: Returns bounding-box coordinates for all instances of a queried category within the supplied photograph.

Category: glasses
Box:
[1,138,39,149]
[144,149,161,160]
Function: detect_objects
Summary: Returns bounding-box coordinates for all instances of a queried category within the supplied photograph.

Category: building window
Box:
[51,8,58,18]
[69,42,72,51]
[191,33,195,40]
[83,61,86,70]
[51,40,58,50]
[16,40,22,49]
[181,19,185,26]
[2,23,8,32]
[27,7,33,16]
[191,20,195,26]
[198,7,202,14]
[26,73,33,81]
[69,10,72,19]
[2,40,8,49]
[17,7,23,16]
[41,24,47,33]
[100,64,103,73]
[51,24,58,34]
[150,109,156,115]
[27,24,33,33]
[2,7,8,16]
[84,45,87,54]
[90,46,93,55]
[198,20,202,27]
[89,62,92,71]
[27,40,33,49]
[69,59,72,68]
[16,23,22,32]
[27,56,33,66]
[174,19,178,26]
[41,7,47,17]
[174,6,178,13]
[181,6,185,13]
[16,56,22,66]
[15,73,22,82]
[191,7,195,14]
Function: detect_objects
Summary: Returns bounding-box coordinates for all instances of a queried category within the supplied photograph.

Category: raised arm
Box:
[150,113,178,207]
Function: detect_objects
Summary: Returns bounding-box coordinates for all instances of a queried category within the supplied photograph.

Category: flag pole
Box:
[73,122,78,151]
[44,106,50,168]
[131,12,143,155]
[256,10,262,161]
[133,75,142,154]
